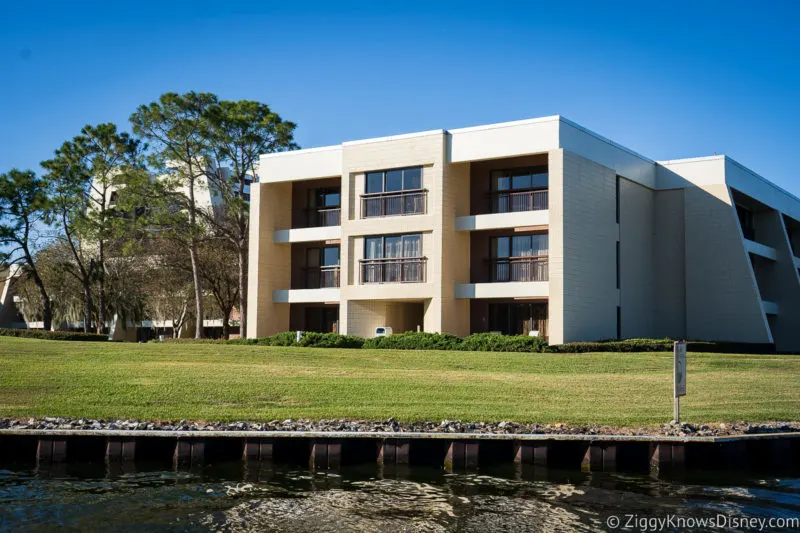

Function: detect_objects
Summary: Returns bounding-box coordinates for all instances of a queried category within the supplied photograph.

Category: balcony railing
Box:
[304,266,341,288]
[489,257,549,282]
[306,207,341,227]
[361,189,427,218]
[360,257,427,284]
[490,189,548,213]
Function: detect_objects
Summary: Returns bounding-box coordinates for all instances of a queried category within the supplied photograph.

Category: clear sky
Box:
[1,1,798,193]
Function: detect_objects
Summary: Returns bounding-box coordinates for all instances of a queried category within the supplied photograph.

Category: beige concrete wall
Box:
[339,133,445,335]
[619,178,655,338]
[246,181,292,337]
[549,149,619,343]
[683,184,772,343]
[439,159,471,337]
[345,300,425,338]
[653,189,687,338]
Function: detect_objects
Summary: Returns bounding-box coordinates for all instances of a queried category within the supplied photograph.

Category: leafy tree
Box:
[205,100,297,337]
[41,123,141,332]
[0,169,53,330]
[129,92,218,338]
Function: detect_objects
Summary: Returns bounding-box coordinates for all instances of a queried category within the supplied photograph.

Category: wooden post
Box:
[37,438,67,464]
[310,440,341,470]
[445,441,479,471]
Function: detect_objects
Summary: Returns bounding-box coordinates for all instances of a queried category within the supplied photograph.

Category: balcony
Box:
[360,257,427,284]
[304,266,341,289]
[489,257,548,282]
[490,189,548,213]
[361,190,427,218]
[307,207,341,227]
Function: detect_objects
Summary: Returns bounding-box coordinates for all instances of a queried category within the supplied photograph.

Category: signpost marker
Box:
[673,341,687,423]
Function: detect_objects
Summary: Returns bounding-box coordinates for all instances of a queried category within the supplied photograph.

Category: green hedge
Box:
[151,332,776,354]
[0,328,108,342]
[363,332,463,351]
[460,332,549,353]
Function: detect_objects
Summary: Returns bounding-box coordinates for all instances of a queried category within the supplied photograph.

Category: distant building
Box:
[246,116,800,351]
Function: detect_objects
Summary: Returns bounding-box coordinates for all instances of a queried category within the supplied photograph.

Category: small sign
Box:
[674,341,687,397]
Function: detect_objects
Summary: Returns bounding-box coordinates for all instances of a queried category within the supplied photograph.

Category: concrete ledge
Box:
[744,238,777,260]
[273,288,340,304]
[455,281,548,299]
[455,210,548,232]
[274,225,341,244]
[3,428,799,443]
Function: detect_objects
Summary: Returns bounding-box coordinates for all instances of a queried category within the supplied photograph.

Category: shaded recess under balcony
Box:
[291,243,340,289]
[289,303,339,333]
[470,230,549,284]
[470,300,548,337]
[292,177,341,228]
[469,154,549,216]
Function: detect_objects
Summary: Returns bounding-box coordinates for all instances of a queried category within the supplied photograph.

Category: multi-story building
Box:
[246,116,800,351]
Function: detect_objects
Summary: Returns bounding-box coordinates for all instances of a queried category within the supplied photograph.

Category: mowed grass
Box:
[0,337,798,426]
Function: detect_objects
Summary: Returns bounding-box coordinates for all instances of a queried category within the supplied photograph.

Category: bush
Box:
[363,331,463,351]
[296,332,365,349]
[460,332,549,353]
[549,338,778,354]
[0,328,108,342]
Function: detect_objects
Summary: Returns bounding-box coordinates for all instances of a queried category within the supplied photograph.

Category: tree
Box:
[205,100,297,337]
[197,238,240,339]
[40,124,141,333]
[0,169,53,330]
[129,92,218,338]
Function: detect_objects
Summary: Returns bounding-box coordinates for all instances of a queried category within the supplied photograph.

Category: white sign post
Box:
[673,341,687,423]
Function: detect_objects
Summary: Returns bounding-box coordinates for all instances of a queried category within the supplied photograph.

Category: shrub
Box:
[460,332,549,353]
[549,338,778,354]
[296,332,365,349]
[363,331,463,351]
[0,328,108,342]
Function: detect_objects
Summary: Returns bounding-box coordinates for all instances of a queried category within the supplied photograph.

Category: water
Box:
[1,463,799,532]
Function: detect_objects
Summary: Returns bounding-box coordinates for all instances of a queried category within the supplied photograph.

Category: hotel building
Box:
[246,116,800,350]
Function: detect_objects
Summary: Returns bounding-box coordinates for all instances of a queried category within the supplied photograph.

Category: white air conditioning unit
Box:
[375,326,393,337]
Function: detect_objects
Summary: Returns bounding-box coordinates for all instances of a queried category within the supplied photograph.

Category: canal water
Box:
[1,463,799,532]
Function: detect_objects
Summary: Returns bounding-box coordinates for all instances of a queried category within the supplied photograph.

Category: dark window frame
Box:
[364,166,423,194]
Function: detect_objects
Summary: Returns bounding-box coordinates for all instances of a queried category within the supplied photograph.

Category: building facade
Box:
[246,116,800,351]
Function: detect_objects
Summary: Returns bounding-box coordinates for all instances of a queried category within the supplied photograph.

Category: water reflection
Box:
[0,464,798,532]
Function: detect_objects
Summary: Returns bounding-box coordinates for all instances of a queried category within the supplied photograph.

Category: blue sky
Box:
[1,1,798,192]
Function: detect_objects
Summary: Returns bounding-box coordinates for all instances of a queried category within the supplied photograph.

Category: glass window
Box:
[493,237,510,258]
[364,237,383,259]
[385,170,403,192]
[366,172,384,194]
[532,173,548,188]
[512,236,532,257]
[384,235,403,258]
[403,234,421,257]
[322,247,339,266]
[404,167,422,190]
[512,174,531,190]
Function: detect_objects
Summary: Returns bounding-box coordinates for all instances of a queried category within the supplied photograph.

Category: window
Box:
[616,306,622,339]
[365,167,422,194]
[362,233,424,283]
[616,175,620,224]
[491,166,548,213]
[308,187,341,226]
[616,241,620,289]
[306,246,340,288]
[314,188,341,208]
[490,234,549,282]
[362,167,426,217]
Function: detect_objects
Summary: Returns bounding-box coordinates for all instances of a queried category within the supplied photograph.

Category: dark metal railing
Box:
[360,257,427,284]
[361,189,427,218]
[305,207,341,227]
[489,257,548,282]
[304,266,340,288]
[490,189,548,213]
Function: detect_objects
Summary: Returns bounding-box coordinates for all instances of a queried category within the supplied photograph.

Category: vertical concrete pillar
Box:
[310,440,341,470]
[37,438,67,464]
[378,439,410,466]
[513,441,548,467]
[649,443,685,474]
[581,443,616,472]
[444,441,479,471]
[174,439,204,468]
[106,437,136,462]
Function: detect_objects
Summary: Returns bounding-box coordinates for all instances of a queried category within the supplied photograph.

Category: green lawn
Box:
[0,337,798,426]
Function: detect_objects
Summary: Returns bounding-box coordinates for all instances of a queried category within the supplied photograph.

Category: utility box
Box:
[375,326,393,337]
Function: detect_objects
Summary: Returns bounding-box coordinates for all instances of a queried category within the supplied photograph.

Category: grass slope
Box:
[0,337,798,425]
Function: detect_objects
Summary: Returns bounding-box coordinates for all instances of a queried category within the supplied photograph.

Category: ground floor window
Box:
[305,307,339,333]
[488,302,548,337]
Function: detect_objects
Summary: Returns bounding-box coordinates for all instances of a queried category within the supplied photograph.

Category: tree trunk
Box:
[221,309,231,340]
[33,273,52,331]
[238,243,247,338]
[188,237,204,339]
[82,279,94,333]
[98,240,106,334]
